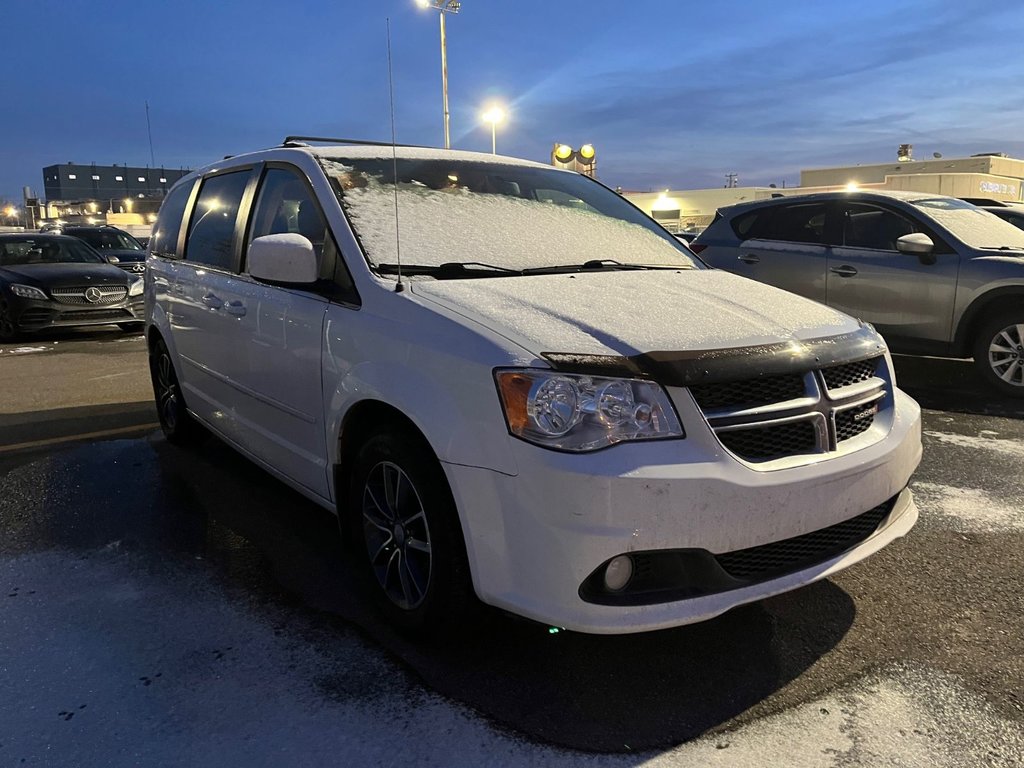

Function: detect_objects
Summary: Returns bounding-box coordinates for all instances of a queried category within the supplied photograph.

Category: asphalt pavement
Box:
[0,333,1022,766]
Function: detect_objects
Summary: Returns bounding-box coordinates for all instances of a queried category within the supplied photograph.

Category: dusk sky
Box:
[2,0,1023,201]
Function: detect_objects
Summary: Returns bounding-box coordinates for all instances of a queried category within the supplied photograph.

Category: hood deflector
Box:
[542,325,886,386]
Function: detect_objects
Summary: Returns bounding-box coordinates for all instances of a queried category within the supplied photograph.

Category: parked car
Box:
[691,191,1024,396]
[673,231,699,243]
[0,233,144,340]
[146,143,921,635]
[61,225,148,274]
[979,204,1024,231]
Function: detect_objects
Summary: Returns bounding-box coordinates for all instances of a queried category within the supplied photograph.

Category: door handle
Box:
[738,253,760,264]
[225,300,247,317]
[202,293,224,309]
[830,265,858,277]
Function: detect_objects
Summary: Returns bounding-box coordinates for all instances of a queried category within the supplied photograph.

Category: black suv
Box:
[60,225,148,274]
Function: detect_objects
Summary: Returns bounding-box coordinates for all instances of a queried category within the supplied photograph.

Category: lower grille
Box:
[59,309,131,322]
[715,499,895,581]
[717,419,818,461]
[17,308,55,328]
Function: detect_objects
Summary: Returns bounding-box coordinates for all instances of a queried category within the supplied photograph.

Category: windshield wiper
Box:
[522,259,693,275]
[375,261,523,278]
[980,246,1024,251]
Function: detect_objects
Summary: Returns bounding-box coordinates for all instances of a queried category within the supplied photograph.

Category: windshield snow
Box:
[911,198,1024,250]
[322,157,698,274]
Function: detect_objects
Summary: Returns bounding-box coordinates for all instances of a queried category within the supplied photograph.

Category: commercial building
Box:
[625,151,1024,234]
[42,163,191,205]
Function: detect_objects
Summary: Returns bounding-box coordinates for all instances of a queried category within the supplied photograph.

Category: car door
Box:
[826,200,960,347]
[730,201,831,303]
[172,167,256,444]
[212,164,344,498]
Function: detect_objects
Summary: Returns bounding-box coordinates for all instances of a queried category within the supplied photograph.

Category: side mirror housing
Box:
[896,233,936,265]
[106,255,120,264]
[247,234,318,284]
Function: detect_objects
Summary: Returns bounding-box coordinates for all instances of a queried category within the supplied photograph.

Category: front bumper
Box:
[444,388,922,634]
[7,294,145,332]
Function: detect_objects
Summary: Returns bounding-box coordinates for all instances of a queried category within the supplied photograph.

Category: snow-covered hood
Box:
[411,269,862,358]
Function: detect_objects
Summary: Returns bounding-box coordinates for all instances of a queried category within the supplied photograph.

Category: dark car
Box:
[0,234,145,340]
[60,225,148,275]
[980,205,1024,231]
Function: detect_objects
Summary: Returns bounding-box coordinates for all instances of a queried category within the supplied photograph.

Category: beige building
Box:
[625,153,1024,234]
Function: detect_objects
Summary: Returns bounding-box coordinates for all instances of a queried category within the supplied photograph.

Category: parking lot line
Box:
[0,423,161,454]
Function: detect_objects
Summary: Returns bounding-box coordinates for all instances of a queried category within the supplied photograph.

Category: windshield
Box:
[910,198,1024,250]
[323,157,698,274]
[67,228,143,251]
[0,237,107,266]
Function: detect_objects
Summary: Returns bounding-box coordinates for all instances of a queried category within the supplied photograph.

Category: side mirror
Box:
[106,255,120,264]
[247,234,318,284]
[896,233,936,265]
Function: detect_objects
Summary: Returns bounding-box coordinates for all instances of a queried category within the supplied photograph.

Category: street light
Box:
[481,104,505,154]
[416,0,462,150]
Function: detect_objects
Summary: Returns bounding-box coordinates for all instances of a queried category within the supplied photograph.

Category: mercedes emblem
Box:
[84,287,103,303]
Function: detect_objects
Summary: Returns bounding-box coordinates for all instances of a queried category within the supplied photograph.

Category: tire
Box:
[149,337,206,445]
[0,299,18,342]
[972,311,1024,398]
[348,428,474,633]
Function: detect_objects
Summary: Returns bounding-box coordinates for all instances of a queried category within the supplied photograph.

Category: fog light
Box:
[604,555,633,591]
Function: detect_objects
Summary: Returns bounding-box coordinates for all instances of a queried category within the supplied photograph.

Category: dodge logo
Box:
[84,287,103,303]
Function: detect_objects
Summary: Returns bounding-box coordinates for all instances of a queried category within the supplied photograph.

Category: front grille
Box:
[690,354,888,465]
[822,358,879,390]
[689,372,805,411]
[836,402,877,442]
[58,309,131,322]
[715,498,895,581]
[50,286,128,305]
[717,420,818,461]
[115,262,147,273]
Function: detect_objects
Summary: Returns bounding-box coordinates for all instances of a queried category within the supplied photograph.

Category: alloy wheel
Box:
[988,323,1024,388]
[155,352,181,430]
[361,461,433,611]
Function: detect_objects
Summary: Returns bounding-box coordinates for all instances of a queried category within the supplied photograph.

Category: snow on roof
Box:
[323,161,696,271]
[310,144,553,170]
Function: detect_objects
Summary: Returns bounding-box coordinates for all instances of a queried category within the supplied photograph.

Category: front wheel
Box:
[348,428,474,633]
[0,300,18,342]
[972,312,1024,397]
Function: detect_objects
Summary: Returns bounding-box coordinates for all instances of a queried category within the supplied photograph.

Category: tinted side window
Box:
[185,171,250,270]
[842,203,917,251]
[757,203,828,244]
[247,167,356,300]
[151,180,194,258]
[731,210,761,238]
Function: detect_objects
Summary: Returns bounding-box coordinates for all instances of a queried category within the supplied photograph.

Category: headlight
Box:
[10,284,48,300]
[128,277,144,297]
[495,369,684,452]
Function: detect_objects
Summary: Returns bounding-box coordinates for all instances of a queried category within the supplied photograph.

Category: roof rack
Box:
[281,136,435,149]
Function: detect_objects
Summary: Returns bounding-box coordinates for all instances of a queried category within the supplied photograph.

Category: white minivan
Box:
[145,141,922,634]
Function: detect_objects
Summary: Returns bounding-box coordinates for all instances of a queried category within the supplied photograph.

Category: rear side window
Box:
[185,171,251,270]
[756,203,828,244]
[731,210,761,238]
[150,181,194,258]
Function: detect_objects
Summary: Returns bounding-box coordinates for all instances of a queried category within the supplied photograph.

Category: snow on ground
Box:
[923,429,1024,461]
[0,345,51,355]
[2,550,1021,767]
[911,482,1024,533]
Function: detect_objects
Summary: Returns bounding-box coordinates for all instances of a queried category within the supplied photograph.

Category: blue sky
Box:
[2,0,1023,200]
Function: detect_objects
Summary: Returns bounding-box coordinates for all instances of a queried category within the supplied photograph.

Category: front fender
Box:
[325,357,520,478]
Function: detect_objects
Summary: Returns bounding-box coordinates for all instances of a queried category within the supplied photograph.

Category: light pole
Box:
[481,105,505,155]
[416,0,461,149]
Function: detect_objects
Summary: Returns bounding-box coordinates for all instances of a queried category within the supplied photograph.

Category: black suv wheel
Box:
[149,337,206,444]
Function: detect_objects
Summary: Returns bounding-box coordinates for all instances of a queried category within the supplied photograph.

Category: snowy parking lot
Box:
[1,340,1022,766]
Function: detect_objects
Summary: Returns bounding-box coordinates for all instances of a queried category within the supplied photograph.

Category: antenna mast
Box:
[386,18,405,293]
[145,100,156,168]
